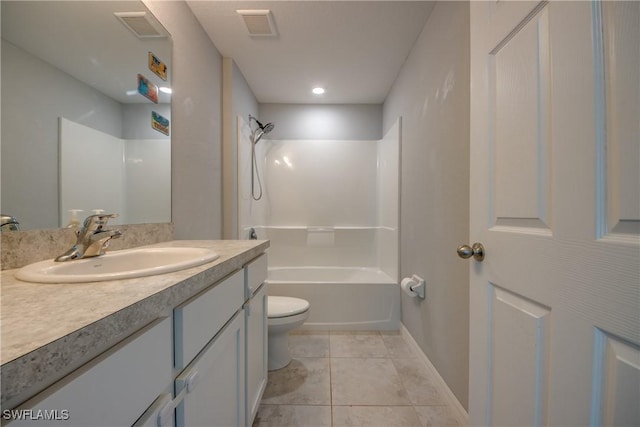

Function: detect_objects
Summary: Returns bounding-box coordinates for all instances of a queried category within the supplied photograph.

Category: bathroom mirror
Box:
[1,1,172,230]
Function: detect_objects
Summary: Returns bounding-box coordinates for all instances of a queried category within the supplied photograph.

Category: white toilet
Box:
[267,296,310,371]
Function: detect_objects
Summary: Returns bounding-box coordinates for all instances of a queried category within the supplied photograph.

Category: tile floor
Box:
[253,330,463,427]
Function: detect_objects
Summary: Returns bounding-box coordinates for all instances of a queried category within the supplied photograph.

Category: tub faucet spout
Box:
[55,213,122,262]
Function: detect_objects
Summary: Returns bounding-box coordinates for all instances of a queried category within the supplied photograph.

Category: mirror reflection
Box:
[1,1,172,230]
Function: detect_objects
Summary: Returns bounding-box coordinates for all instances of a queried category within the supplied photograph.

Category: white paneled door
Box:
[468,1,639,426]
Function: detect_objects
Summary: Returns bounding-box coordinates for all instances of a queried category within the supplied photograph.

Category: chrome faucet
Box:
[1,214,20,231]
[55,213,122,262]
[249,227,258,240]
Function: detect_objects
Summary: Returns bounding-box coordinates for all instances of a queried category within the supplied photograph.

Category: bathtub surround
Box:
[237,103,385,236]
[378,119,401,280]
[383,2,471,409]
[237,112,401,330]
[266,266,399,330]
[59,118,170,227]
[239,120,400,269]
[264,139,378,226]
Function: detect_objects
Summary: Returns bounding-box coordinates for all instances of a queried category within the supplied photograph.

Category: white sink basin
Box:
[15,247,220,283]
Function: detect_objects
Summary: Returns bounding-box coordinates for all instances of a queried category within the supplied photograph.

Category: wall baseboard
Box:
[400,323,469,426]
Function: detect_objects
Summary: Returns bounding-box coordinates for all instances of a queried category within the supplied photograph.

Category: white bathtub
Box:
[266,267,400,330]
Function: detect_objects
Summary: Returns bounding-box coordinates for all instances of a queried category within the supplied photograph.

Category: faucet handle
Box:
[82,213,119,230]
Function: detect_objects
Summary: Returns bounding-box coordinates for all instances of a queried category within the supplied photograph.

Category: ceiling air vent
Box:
[114,11,168,38]
[236,10,278,37]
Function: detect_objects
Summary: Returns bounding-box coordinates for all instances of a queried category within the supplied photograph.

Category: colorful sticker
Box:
[137,74,158,103]
[148,52,168,81]
[152,111,170,136]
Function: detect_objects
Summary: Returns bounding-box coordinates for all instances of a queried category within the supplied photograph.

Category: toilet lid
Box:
[268,296,310,318]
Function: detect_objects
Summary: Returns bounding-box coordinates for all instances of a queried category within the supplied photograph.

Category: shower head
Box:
[249,115,275,143]
[261,122,275,133]
[249,115,275,133]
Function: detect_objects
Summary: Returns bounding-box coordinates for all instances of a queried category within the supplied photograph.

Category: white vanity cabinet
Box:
[9,317,173,427]
[244,254,268,426]
[173,269,247,427]
[172,255,269,427]
[4,247,269,427]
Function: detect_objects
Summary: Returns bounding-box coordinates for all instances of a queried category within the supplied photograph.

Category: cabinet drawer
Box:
[174,269,244,369]
[10,317,172,427]
[245,253,268,298]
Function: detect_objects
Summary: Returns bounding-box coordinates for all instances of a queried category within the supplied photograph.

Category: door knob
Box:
[457,242,485,262]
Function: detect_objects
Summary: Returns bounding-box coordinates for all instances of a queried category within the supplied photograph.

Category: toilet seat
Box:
[268,296,310,318]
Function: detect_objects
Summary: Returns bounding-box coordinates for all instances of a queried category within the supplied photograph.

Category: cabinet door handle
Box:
[157,395,175,427]
[185,370,201,393]
[156,370,199,427]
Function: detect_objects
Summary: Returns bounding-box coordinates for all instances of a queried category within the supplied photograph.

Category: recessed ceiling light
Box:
[159,86,172,94]
[312,87,325,95]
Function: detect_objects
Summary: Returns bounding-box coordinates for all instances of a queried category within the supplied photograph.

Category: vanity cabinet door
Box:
[176,310,246,427]
[174,269,244,369]
[8,317,172,427]
[245,282,268,426]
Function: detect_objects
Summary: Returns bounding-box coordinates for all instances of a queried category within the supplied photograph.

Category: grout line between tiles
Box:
[328,331,333,426]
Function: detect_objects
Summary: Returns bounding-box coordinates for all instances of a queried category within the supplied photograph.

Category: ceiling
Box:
[1,1,171,104]
[186,1,435,104]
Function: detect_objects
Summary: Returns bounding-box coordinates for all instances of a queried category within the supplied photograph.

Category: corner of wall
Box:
[222,58,237,239]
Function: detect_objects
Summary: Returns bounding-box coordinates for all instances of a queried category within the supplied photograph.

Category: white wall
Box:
[122,104,171,140]
[143,0,223,239]
[383,2,470,409]
[260,104,382,140]
[222,58,259,239]
[1,40,123,229]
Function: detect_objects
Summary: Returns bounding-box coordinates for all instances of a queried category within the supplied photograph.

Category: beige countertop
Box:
[0,239,269,409]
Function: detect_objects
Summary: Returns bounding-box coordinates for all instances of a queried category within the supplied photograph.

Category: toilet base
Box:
[268,330,291,371]
[267,296,310,371]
